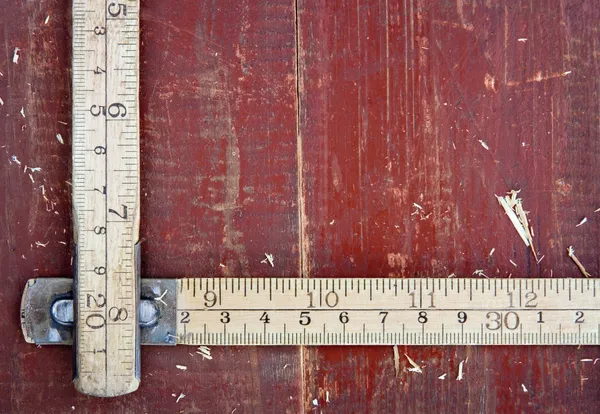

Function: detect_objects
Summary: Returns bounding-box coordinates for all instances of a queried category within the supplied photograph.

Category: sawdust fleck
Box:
[261,253,274,267]
[196,346,212,360]
[404,353,423,373]
[473,269,488,278]
[456,360,465,381]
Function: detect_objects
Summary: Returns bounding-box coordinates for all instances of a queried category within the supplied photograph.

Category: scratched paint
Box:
[298,0,600,412]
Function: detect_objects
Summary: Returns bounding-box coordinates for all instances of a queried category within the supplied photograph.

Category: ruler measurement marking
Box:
[73,0,140,396]
[175,278,600,346]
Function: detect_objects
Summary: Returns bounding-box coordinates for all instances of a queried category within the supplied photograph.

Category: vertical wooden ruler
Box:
[72,0,140,396]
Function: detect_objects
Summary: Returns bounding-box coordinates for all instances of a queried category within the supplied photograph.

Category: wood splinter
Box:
[567,246,591,277]
[496,190,538,261]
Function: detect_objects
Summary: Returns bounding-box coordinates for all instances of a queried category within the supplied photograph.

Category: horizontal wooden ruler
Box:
[176,278,600,346]
[19,276,600,395]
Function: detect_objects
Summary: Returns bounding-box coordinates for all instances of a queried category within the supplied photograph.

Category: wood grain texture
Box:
[1,0,599,412]
[298,0,600,412]
[1,0,301,412]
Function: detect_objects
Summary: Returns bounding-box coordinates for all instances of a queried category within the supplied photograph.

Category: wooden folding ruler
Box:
[19,0,600,398]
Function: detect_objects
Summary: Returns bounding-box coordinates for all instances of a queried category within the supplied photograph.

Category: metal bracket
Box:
[20,278,177,346]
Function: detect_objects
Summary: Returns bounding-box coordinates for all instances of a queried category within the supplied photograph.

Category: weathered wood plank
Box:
[1,0,301,412]
[297,0,600,412]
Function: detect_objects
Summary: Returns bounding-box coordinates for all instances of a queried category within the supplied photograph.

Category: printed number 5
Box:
[299,311,311,326]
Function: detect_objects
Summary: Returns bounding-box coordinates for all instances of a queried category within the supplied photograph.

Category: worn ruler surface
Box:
[175,277,600,346]
[72,0,140,396]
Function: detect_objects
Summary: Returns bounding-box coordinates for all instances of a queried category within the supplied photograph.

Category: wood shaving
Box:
[11,155,21,165]
[447,273,456,278]
[509,260,518,267]
[521,384,528,393]
[261,253,274,267]
[175,393,185,403]
[175,365,187,370]
[20,107,25,118]
[329,219,335,225]
[496,191,538,261]
[576,217,587,227]
[438,373,447,380]
[595,208,600,213]
[325,391,330,402]
[0,97,4,105]
[196,346,212,360]
[489,248,495,257]
[404,353,423,373]
[478,140,490,150]
[536,255,545,264]
[456,360,465,381]
[580,359,594,362]
[56,133,64,144]
[35,241,49,247]
[567,246,591,277]
[13,47,20,64]
[518,38,528,42]
[412,202,423,210]
[473,269,488,279]
[44,15,50,25]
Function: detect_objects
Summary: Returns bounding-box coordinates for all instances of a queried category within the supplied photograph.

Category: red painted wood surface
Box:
[1,0,599,412]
